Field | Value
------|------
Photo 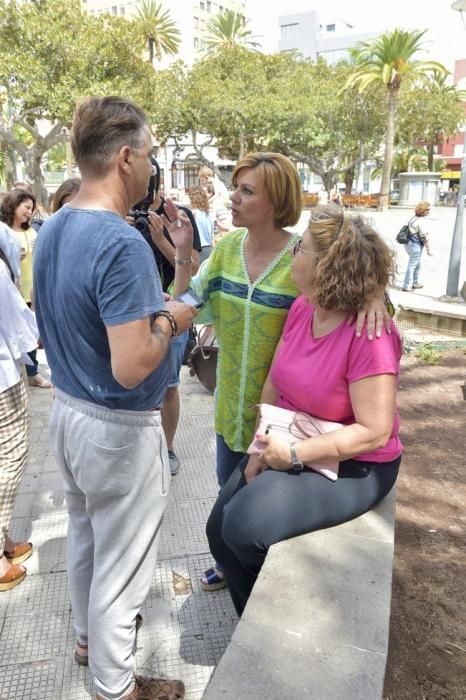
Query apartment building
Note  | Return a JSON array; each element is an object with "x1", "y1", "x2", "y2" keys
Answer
[
  {"x1": 278, "y1": 10, "x2": 377, "y2": 64},
  {"x1": 82, "y1": 0, "x2": 246, "y2": 67}
]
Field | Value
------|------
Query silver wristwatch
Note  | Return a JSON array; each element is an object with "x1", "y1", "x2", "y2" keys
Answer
[{"x1": 290, "y1": 442, "x2": 304, "y2": 472}]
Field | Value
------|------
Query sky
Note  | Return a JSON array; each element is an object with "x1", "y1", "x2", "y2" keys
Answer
[{"x1": 247, "y1": 0, "x2": 466, "y2": 75}]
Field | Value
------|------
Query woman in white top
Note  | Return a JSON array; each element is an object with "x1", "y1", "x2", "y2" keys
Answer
[{"x1": 0, "y1": 249, "x2": 38, "y2": 591}]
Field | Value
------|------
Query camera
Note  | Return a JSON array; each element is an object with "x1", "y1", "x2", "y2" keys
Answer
[{"x1": 128, "y1": 154, "x2": 160, "y2": 239}]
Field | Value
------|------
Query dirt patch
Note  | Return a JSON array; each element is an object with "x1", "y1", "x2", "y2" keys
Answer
[{"x1": 383, "y1": 350, "x2": 466, "y2": 700}]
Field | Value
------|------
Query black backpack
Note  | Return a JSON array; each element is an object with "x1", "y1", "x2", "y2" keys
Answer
[{"x1": 396, "y1": 217, "x2": 415, "y2": 244}]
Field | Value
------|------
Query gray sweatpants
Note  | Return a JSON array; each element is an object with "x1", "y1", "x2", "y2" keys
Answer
[{"x1": 50, "y1": 389, "x2": 170, "y2": 700}]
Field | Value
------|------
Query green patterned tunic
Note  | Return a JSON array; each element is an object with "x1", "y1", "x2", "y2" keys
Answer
[{"x1": 192, "y1": 228, "x2": 299, "y2": 453}]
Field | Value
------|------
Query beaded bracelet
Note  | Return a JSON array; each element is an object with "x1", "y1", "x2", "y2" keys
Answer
[
  {"x1": 174, "y1": 256, "x2": 193, "y2": 266},
  {"x1": 154, "y1": 310, "x2": 178, "y2": 338}
]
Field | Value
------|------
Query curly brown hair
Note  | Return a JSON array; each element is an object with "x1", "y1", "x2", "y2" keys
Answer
[
  {"x1": 0, "y1": 189, "x2": 37, "y2": 227},
  {"x1": 188, "y1": 186, "x2": 210, "y2": 213},
  {"x1": 307, "y1": 204, "x2": 395, "y2": 312}
]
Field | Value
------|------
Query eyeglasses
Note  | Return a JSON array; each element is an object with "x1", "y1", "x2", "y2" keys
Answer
[{"x1": 292, "y1": 239, "x2": 314, "y2": 256}]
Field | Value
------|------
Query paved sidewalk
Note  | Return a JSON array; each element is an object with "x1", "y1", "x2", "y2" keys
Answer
[{"x1": 0, "y1": 356, "x2": 237, "y2": 700}]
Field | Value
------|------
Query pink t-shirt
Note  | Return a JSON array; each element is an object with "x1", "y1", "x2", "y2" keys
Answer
[{"x1": 270, "y1": 295, "x2": 403, "y2": 462}]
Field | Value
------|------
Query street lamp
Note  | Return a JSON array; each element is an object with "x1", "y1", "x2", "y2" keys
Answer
[{"x1": 445, "y1": 0, "x2": 466, "y2": 299}]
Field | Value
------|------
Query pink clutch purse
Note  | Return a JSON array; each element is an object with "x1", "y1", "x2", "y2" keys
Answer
[{"x1": 247, "y1": 403, "x2": 343, "y2": 481}]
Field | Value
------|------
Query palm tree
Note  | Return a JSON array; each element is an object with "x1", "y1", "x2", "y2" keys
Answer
[
  {"x1": 345, "y1": 29, "x2": 447, "y2": 209},
  {"x1": 204, "y1": 9, "x2": 260, "y2": 54},
  {"x1": 135, "y1": 0, "x2": 180, "y2": 65}
]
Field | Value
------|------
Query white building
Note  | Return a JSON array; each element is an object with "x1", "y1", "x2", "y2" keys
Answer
[
  {"x1": 279, "y1": 11, "x2": 377, "y2": 65},
  {"x1": 82, "y1": 0, "x2": 246, "y2": 67}
]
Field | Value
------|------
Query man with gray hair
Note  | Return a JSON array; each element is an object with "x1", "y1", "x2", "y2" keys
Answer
[{"x1": 33, "y1": 96, "x2": 195, "y2": 700}]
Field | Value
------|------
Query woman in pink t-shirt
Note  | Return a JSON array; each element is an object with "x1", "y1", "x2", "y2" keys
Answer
[{"x1": 206, "y1": 204, "x2": 402, "y2": 616}]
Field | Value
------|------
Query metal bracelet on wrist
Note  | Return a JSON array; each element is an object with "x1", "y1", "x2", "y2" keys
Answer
[
  {"x1": 174, "y1": 256, "x2": 193, "y2": 266},
  {"x1": 154, "y1": 310, "x2": 177, "y2": 338}
]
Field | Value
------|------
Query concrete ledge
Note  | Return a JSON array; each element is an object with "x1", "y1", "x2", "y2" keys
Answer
[
  {"x1": 202, "y1": 488, "x2": 396, "y2": 700},
  {"x1": 389, "y1": 290, "x2": 466, "y2": 338}
]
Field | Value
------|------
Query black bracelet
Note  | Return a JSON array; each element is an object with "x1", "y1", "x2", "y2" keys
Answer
[{"x1": 154, "y1": 310, "x2": 177, "y2": 338}]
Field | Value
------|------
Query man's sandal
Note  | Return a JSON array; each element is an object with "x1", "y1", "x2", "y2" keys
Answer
[
  {"x1": 75, "y1": 614, "x2": 143, "y2": 666},
  {"x1": 200, "y1": 567, "x2": 227, "y2": 591}
]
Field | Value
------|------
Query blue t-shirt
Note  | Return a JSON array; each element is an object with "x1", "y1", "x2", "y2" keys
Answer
[{"x1": 33, "y1": 207, "x2": 170, "y2": 410}]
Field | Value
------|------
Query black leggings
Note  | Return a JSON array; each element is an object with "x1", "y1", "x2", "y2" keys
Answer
[{"x1": 206, "y1": 456, "x2": 400, "y2": 616}]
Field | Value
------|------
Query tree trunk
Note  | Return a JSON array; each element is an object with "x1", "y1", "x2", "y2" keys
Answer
[
  {"x1": 344, "y1": 166, "x2": 355, "y2": 195},
  {"x1": 379, "y1": 87, "x2": 399, "y2": 210},
  {"x1": 322, "y1": 174, "x2": 333, "y2": 193},
  {"x1": 427, "y1": 142, "x2": 434, "y2": 171},
  {"x1": 356, "y1": 143, "x2": 365, "y2": 193},
  {"x1": 149, "y1": 38, "x2": 154, "y2": 65},
  {"x1": 23, "y1": 146, "x2": 49, "y2": 208},
  {"x1": 238, "y1": 125, "x2": 245, "y2": 160}
]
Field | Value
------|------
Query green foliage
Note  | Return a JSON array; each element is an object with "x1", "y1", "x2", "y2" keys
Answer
[
  {"x1": 204, "y1": 9, "x2": 260, "y2": 54},
  {"x1": 149, "y1": 48, "x2": 270, "y2": 159},
  {"x1": 0, "y1": 0, "x2": 155, "y2": 122},
  {"x1": 150, "y1": 49, "x2": 388, "y2": 189},
  {"x1": 0, "y1": 0, "x2": 156, "y2": 202},
  {"x1": 45, "y1": 143, "x2": 66, "y2": 172},
  {"x1": 134, "y1": 0, "x2": 181, "y2": 64},
  {"x1": 263, "y1": 56, "x2": 386, "y2": 186},
  {"x1": 415, "y1": 343, "x2": 443, "y2": 365},
  {"x1": 396, "y1": 74, "x2": 465, "y2": 169}
]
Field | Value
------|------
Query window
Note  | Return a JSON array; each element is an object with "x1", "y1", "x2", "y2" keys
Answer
[
  {"x1": 200, "y1": 1, "x2": 205, "y2": 10},
  {"x1": 281, "y1": 22, "x2": 298, "y2": 41},
  {"x1": 112, "y1": 6, "x2": 117, "y2": 15},
  {"x1": 194, "y1": 16, "x2": 199, "y2": 28},
  {"x1": 207, "y1": 0, "x2": 211, "y2": 11},
  {"x1": 194, "y1": 37, "x2": 199, "y2": 49},
  {"x1": 326, "y1": 24, "x2": 336, "y2": 32},
  {"x1": 120, "y1": 5, "x2": 125, "y2": 15},
  {"x1": 454, "y1": 143, "x2": 465, "y2": 157}
]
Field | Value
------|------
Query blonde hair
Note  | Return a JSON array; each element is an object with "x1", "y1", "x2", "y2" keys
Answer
[
  {"x1": 188, "y1": 186, "x2": 209, "y2": 213},
  {"x1": 306, "y1": 204, "x2": 395, "y2": 312},
  {"x1": 415, "y1": 201, "x2": 430, "y2": 217},
  {"x1": 232, "y1": 152, "x2": 302, "y2": 228}
]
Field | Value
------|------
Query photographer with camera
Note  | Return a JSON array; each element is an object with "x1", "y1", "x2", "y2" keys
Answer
[{"x1": 128, "y1": 158, "x2": 202, "y2": 477}]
